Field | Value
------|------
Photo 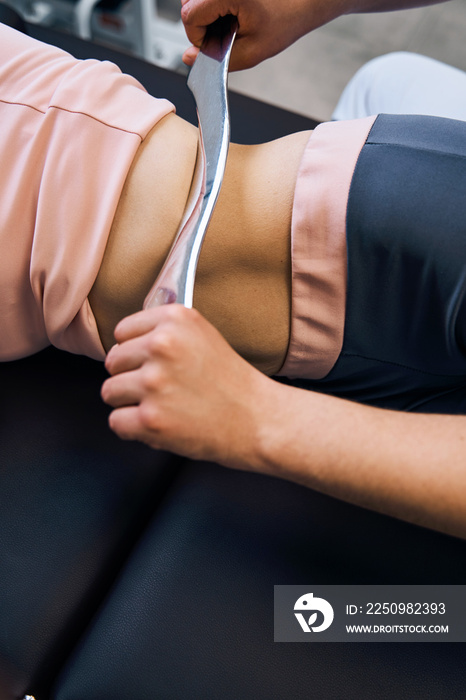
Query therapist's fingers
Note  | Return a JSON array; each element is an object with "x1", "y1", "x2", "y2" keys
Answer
[
  {"x1": 101, "y1": 368, "x2": 144, "y2": 408},
  {"x1": 182, "y1": 45, "x2": 200, "y2": 66},
  {"x1": 105, "y1": 332, "x2": 152, "y2": 376},
  {"x1": 108, "y1": 405, "x2": 172, "y2": 451},
  {"x1": 107, "y1": 406, "x2": 140, "y2": 441},
  {"x1": 181, "y1": 0, "x2": 233, "y2": 48},
  {"x1": 112, "y1": 305, "x2": 175, "y2": 344},
  {"x1": 106, "y1": 311, "x2": 182, "y2": 375},
  {"x1": 107, "y1": 406, "x2": 155, "y2": 445},
  {"x1": 113, "y1": 304, "x2": 196, "y2": 346}
]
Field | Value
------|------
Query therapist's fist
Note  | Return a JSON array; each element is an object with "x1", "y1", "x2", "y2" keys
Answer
[
  {"x1": 181, "y1": 0, "x2": 339, "y2": 71},
  {"x1": 101, "y1": 305, "x2": 268, "y2": 469}
]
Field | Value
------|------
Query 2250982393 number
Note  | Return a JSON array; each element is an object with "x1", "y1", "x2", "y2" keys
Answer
[{"x1": 366, "y1": 602, "x2": 446, "y2": 614}]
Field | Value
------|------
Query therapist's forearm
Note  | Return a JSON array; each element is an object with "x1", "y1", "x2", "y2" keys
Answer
[
  {"x1": 252, "y1": 380, "x2": 466, "y2": 539},
  {"x1": 349, "y1": 0, "x2": 449, "y2": 12},
  {"x1": 103, "y1": 306, "x2": 466, "y2": 540}
]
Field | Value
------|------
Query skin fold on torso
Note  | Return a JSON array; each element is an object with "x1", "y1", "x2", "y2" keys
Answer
[{"x1": 89, "y1": 113, "x2": 311, "y2": 375}]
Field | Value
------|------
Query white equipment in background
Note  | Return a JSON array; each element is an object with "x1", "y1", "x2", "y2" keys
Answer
[{"x1": 8, "y1": 0, "x2": 190, "y2": 70}]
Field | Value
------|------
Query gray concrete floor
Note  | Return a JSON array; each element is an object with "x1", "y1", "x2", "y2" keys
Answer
[{"x1": 228, "y1": 0, "x2": 466, "y2": 122}]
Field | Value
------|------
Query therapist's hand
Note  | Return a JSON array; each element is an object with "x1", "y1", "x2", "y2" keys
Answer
[
  {"x1": 181, "y1": 0, "x2": 450, "y2": 71},
  {"x1": 101, "y1": 305, "x2": 270, "y2": 468},
  {"x1": 181, "y1": 0, "x2": 345, "y2": 71}
]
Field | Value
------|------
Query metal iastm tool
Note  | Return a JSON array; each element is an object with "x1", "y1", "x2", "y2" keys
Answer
[{"x1": 144, "y1": 15, "x2": 238, "y2": 309}]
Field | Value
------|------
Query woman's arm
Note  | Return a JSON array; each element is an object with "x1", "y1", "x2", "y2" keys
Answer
[{"x1": 102, "y1": 305, "x2": 466, "y2": 541}]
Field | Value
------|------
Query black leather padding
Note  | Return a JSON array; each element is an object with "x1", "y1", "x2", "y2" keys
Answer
[
  {"x1": 52, "y1": 463, "x2": 466, "y2": 700},
  {"x1": 0, "y1": 348, "x2": 183, "y2": 699},
  {"x1": 0, "y1": 3, "x2": 27, "y2": 33}
]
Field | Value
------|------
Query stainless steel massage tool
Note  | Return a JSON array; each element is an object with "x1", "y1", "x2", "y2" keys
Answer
[{"x1": 144, "y1": 15, "x2": 238, "y2": 309}]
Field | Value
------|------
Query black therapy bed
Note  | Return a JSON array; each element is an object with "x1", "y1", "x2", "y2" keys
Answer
[{"x1": 1, "y1": 11, "x2": 466, "y2": 699}]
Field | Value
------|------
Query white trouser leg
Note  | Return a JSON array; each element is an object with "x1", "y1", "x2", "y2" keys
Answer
[{"x1": 332, "y1": 51, "x2": 466, "y2": 121}]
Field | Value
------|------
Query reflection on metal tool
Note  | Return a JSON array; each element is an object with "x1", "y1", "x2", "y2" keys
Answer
[{"x1": 144, "y1": 15, "x2": 238, "y2": 308}]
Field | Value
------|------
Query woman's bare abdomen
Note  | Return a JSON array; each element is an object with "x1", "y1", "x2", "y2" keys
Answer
[{"x1": 90, "y1": 115, "x2": 310, "y2": 375}]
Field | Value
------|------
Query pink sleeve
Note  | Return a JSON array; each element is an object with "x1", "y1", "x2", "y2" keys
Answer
[
  {"x1": 0, "y1": 25, "x2": 175, "y2": 361},
  {"x1": 277, "y1": 116, "x2": 377, "y2": 380}
]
